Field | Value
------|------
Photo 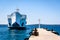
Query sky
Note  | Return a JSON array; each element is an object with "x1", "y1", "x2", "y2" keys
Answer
[{"x1": 0, "y1": 0, "x2": 60, "y2": 24}]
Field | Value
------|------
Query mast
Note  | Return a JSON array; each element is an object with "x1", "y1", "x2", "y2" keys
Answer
[{"x1": 16, "y1": 8, "x2": 19, "y2": 12}]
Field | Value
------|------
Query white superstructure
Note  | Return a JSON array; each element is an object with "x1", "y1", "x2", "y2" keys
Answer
[{"x1": 7, "y1": 10, "x2": 27, "y2": 28}]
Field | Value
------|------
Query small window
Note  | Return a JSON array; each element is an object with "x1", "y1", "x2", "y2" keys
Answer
[{"x1": 21, "y1": 22, "x2": 24, "y2": 26}]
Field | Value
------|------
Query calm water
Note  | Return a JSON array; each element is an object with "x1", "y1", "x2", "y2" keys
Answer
[
  {"x1": 40, "y1": 24, "x2": 60, "y2": 35},
  {"x1": 0, "y1": 25, "x2": 32, "y2": 40},
  {"x1": 0, "y1": 24, "x2": 60, "y2": 40}
]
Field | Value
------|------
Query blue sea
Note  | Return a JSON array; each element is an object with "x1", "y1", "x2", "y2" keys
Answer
[{"x1": 0, "y1": 24, "x2": 60, "y2": 40}]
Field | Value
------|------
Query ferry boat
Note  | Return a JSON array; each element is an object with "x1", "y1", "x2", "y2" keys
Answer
[{"x1": 7, "y1": 9, "x2": 27, "y2": 30}]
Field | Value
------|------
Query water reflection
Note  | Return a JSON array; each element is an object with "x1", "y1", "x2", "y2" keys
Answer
[{"x1": 0, "y1": 29, "x2": 30, "y2": 40}]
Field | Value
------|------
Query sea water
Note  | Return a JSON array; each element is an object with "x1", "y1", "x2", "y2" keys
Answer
[
  {"x1": 0, "y1": 25, "x2": 32, "y2": 40},
  {"x1": 0, "y1": 24, "x2": 60, "y2": 40},
  {"x1": 40, "y1": 24, "x2": 60, "y2": 35}
]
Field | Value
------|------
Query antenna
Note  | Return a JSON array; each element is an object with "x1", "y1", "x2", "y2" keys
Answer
[{"x1": 16, "y1": 8, "x2": 19, "y2": 12}]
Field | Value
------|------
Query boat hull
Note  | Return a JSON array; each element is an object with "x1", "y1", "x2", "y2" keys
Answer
[{"x1": 8, "y1": 27, "x2": 26, "y2": 30}]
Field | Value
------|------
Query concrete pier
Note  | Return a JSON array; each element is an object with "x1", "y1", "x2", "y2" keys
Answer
[{"x1": 29, "y1": 28, "x2": 60, "y2": 40}]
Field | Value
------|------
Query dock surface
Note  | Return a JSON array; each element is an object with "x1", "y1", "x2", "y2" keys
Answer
[{"x1": 29, "y1": 28, "x2": 60, "y2": 40}]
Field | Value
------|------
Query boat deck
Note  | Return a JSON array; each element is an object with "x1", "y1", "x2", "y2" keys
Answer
[{"x1": 29, "y1": 28, "x2": 60, "y2": 40}]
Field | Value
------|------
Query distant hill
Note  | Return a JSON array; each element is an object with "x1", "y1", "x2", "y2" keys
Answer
[{"x1": 0, "y1": 24, "x2": 8, "y2": 27}]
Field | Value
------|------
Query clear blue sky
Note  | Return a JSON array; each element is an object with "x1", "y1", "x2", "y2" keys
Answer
[{"x1": 0, "y1": 0, "x2": 60, "y2": 24}]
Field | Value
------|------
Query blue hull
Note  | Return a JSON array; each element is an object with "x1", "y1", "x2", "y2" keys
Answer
[{"x1": 8, "y1": 27, "x2": 26, "y2": 30}]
